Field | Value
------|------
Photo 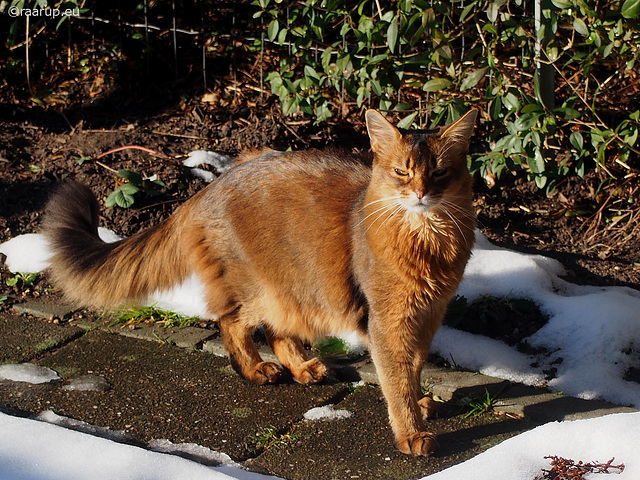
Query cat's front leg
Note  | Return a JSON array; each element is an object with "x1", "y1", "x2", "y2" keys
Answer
[{"x1": 368, "y1": 313, "x2": 438, "y2": 456}]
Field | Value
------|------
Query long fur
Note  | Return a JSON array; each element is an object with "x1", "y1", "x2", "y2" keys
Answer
[{"x1": 43, "y1": 181, "x2": 194, "y2": 308}]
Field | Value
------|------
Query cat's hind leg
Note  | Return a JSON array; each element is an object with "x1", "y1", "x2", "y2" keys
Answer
[
  {"x1": 264, "y1": 329, "x2": 329, "y2": 385},
  {"x1": 219, "y1": 307, "x2": 283, "y2": 385}
]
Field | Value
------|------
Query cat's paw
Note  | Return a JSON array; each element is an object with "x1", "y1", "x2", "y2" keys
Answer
[
  {"x1": 397, "y1": 432, "x2": 438, "y2": 457},
  {"x1": 250, "y1": 361, "x2": 284, "y2": 385},
  {"x1": 292, "y1": 358, "x2": 330, "y2": 385},
  {"x1": 418, "y1": 395, "x2": 439, "y2": 420}
]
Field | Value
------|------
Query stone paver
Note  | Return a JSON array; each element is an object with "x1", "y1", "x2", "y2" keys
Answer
[
  {"x1": 0, "y1": 312, "x2": 82, "y2": 363},
  {"x1": 12, "y1": 301, "x2": 76, "y2": 320}
]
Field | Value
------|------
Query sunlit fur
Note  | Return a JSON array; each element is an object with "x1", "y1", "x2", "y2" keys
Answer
[{"x1": 43, "y1": 109, "x2": 478, "y2": 456}]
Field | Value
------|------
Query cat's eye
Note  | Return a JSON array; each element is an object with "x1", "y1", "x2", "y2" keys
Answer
[
  {"x1": 394, "y1": 168, "x2": 409, "y2": 177},
  {"x1": 432, "y1": 168, "x2": 448, "y2": 178}
]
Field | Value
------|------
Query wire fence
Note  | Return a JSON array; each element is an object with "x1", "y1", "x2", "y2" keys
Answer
[{"x1": 3, "y1": 1, "x2": 254, "y2": 97}]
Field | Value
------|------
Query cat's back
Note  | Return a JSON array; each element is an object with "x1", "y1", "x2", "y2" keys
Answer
[
  {"x1": 225, "y1": 148, "x2": 369, "y2": 193},
  {"x1": 201, "y1": 148, "x2": 370, "y2": 217}
]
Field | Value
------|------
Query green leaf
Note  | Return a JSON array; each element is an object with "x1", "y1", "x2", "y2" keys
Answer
[
  {"x1": 267, "y1": 19, "x2": 279, "y2": 41},
  {"x1": 387, "y1": 17, "x2": 399, "y2": 53},
  {"x1": 460, "y1": 67, "x2": 489, "y2": 91},
  {"x1": 622, "y1": 0, "x2": 640, "y2": 18},
  {"x1": 489, "y1": 97, "x2": 502, "y2": 120},
  {"x1": 312, "y1": 337, "x2": 349, "y2": 358},
  {"x1": 303, "y1": 65, "x2": 320, "y2": 81},
  {"x1": 535, "y1": 175, "x2": 548, "y2": 189},
  {"x1": 119, "y1": 183, "x2": 140, "y2": 196},
  {"x1": 625, "y1": 128, "x2": 639, "y2": 146},
  {"x1": 460, "y1": 3, "x2": 475, "y2": 22},
  {"x1": 379, "y1": 97, "x2": 393, "y2": 112},
  {"x1": 277, "y1": 28, "x2": 287, "y2": 45},
  {"x1": 364, "y1": 54, "x2": 387, "y2": 66},
  {"x1": 587, "y1": 31, "x2": 602, "y2": 47},
  {"x1": 396, "y1": 112, "x2": 418, "y2": 129},
  {"x1": 532, "y1": 150, "x2": 545, "y2": 173},
  {"x1": 569, "y1": 131, "x2": 584, "y2": 151},
  {"x1": 381, "y1": 11, "x2": 395, "y2": 23},
  {"x1": 502, "y1": 92, "x2": 520, "y2": 113},
  {"x1": 573, "y1": 18, "x2": 589, "y2": 35},
  {"x1": 515, "y1": 112, "x2": 542, "y2": 131},
  {"x1": 486, "y1": 1, "x2": 499, "y2": 23},
  {"x1": 423, "y1": 78, "x2": 453, "y2": 92},
  {"x1": 482, "y1": 23, "x2": 499, "y2": 35},
  {"x1": 550, "y1": 0, "x2": 572, "y2": 8},
  {"x1": 315, "y1": 101, "x2": 332, "y2": 124},
  {"x1": 142, "y1": 179, "x2": 165, "y2": 196},
  {"x1": 521, "y1": 103, "x2": 544, "y2": 114},
  {"x1": 106, "y1": 189, "x2": 135, "y2": 209},
  {"x1": 555, "y1": 107, "x2": 581, "y2": 121}
]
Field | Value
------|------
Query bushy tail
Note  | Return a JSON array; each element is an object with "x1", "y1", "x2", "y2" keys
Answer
[{"x1": 42, "y1": 180, "x2": 190, "y2": 309}]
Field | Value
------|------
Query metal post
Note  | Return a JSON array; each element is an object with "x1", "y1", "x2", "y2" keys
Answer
[{"x1": 534, "y1": 0, "x2": 555, "y2": 110}]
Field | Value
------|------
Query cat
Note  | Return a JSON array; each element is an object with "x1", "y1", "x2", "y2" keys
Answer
[{"x1": 43, "y1": 108, "x2": 478, "y2": 456}]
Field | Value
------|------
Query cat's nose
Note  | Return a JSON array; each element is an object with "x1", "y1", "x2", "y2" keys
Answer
[{"x1": 414, "y1": 189, "x2": 425, "y2": 199}]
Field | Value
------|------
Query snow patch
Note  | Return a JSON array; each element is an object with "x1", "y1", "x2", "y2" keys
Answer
[
  {"x1": 304, "y1": 404, "x2": 354, "y2": 421},
  {"x1": 0, "y1": 410, "x2": 281, "y2": 480},
  {"x1": 183, "y1": 151, "x2": 235, "y2": 182},
  {"x1": 426, "y1": 412, "x2": 640, "y2": 480},
  {"x1": 63, "y1": 374, "x2": 110, "y2": 392},
  {"x1": 0, "y1": 363, "x2": 60, "y2": 384},
  {"x1": 0, "y1": 234, "x2": 52, "y2": 273}
]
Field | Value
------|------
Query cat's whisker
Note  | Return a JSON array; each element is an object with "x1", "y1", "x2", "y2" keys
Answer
[
  {"x1": 439, "y1": 204, "x2": 476, "y2": 232},
  {"x1": 362, "y1": 200, "x2": 403, "y2": 234},
  {"x1": 437, "y1": 204, "x2": 474, "y2": 248},
  {"x1": 439, "y1": 198, "x2": 485, "y2": 227},
  {"x1": 365, "y1": 203, "x2": 401, "y2": 234},
  {"x1": 439, "y1": 199, "x2": 476, "y2": 221},
  {"x1": 354, "y1": 200, "x2": 400, "y2": 229},
  {"x1": 355, "y1": 196, "x2": 403, "y2": 229},
  {"x1": 374, "y1": 203, "x2": 405, "y2": 234},
  {"x1": 359, "y1": 195, "x2": 403, "y2": 211}
]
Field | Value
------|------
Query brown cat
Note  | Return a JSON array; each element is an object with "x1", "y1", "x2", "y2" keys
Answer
[{"x1": 43, "y1": 109, "x2": 477, "y2": 456}]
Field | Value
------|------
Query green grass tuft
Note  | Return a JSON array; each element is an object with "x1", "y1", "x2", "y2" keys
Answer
[{"x1": 110, "y1": 305, "x2": 201, "y2": 329}]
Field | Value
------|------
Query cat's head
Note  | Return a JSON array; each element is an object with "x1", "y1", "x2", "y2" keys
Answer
[{"x1": 365, "y1": 109, "x2": 477, "y2": 214}]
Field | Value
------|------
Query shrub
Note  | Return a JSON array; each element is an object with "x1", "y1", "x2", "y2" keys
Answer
[{"x1": 253, "y1": 0, "x2": 640, "y2": 191}]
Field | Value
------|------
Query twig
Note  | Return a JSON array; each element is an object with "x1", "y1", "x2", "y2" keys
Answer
[
  {"x1": 94, "y1": 161, "x2": 119, "y2": 174},
  {"x1": 539, "y1": 455, "x2": 624, "y2": 479},
  {"x1": 151, "y1": 131, "x2": 207, "y2": 140},
  {"x1": 95, "y1": 145, "x2": 170, "y2": 160}
]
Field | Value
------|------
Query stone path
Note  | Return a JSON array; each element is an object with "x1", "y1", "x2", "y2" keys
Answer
[{"x1": 0, "y1": 301, "x2": 635, "y2": 479}]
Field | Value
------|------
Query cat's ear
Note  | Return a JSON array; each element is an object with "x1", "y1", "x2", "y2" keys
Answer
[
  {"x1": 365, "y1": 110, "x2": 402, "y2": 154},
  {"x1": 436, "y1": 109, "x2": 478, "y2": 156}
]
